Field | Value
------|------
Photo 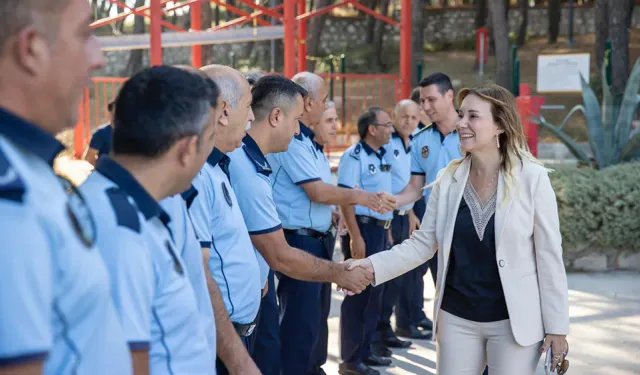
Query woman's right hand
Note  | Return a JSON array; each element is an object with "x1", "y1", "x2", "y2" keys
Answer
[{"x1": 345, "y1": 258, "x2": 374, "y2": 275}]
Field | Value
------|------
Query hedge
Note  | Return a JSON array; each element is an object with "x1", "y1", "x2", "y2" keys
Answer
[{"x1": 549, "y1": 162, "x2": 640, "y2": 256}]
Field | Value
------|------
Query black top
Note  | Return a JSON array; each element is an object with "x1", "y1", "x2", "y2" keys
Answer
[{"x1": 440, "y1": 196, "x2": 509, "y2": 323}]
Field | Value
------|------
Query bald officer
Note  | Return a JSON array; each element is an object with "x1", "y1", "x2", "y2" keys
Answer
[
  {"x1": 228, "y1": 75, "x2": 374, "y2": 375},
  {"x1": 268, "y1": 72, "x2": 395, "y2": 375},
  {"x1": 80, "y1": 66, "x2": 219, "y2": 374},
  {"x1": 0, "y1": 0, "x2": 135, "y2": 373},
  {"x1": 187, "y1": 64, "x2": 262, "y2": 375}
]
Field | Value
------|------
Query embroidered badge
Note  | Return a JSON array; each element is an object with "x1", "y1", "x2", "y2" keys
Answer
[
  {"x1": 421, "y1": 145, "x2": 430, "y2": 158},
  {"x1": 222, "y1": 182, "x2": 233, "y2": 207},
  {"x1": 369, "y1": 164, "x2": 377, "y2": 175},
  {"x1": 393, "y1": 149, "x2": 399, "y2": 157}
]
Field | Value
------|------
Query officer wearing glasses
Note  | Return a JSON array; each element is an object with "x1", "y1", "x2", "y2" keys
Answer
[
  {"x1": 0, "y1": 0, "x2": 133, "y2": 373},
  {"x1": 337, "y1": 107, "x2": 395, "y2": 375},
  {"x1": 80, "y1": 66, "x2": 221, "y2": 374}
]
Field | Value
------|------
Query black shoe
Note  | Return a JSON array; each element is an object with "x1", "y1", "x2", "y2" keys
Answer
[
  {"x1": 383, "y1": 335, "x2": 412, "y2": 348},
  {"x1": 363, "y1": 354, "x2": 392, "y2": 367},
  {"x1": 396, "y1": 325, "x2": 432, "y2": 340},
  {"x1": 417, "y1": 318, "x2": 434, "y2": 330},
  {"x1": 371, "y1": 343, "x2": 392, "y2": 357},
  {"x1": 338, "y1": 362, "x2": 380, "y2": 375}
]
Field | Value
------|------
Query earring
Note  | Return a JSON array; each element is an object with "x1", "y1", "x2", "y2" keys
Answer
[{"x1": 496, "y1": 134, "x2": 500, "y2": 149}]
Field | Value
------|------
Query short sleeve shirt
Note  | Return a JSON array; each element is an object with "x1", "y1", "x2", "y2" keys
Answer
[
  {"x1": 227, "y1": 134, "x2": 279, "y2": 285},
  {"x1": 411, "y1": 124, "x2": 462, "y2": 202},
  {"x1": 267, "y1": 122, "x2": 333, "y2": 233},
  {"x1": 0, "y1": 108, "x2": 131, "y2": 374},
  {"x1": 81, "y1": 157, "x2": 214, "y2": 375},
  {"x1": 188, "y1": 148, "x2": 263, "y2": 324},
  {"x1": 337, "y1": 140, "x2": 393, "y2": 220},
  {"x1": 385, "y1": 132, "x2": 414, "y2": 211},
  {"x1": 89, "y1": 123, "x2": 112, "y2": 157}
]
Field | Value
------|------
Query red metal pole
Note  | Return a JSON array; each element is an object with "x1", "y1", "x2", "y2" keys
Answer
[
  {"x1": 150, "y1": 0, "x2": 163, "y2": 66},
  {"x1": 399, "y1": 0, "x2": 411, "y2": 99},
  {"x1": 284, "y1": 0, "x2": 296, "y2": 77},
  {"x1": 297, "y1": 0, "x2": 307, "y2": 73},
  {"x1": 191, "y1": 1, "x2": 202, "y2": 68}
]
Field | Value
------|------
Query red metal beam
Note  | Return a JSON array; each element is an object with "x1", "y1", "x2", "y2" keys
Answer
[
  {"x1": 163, "y1": 0, "x2": 202, "y2": 13},
  {"x1": 150, "y1": 0, "x2": 163, "y2": 65},
  {"x1": 209, "y1": 4, "x2": 283, "y2": 31},
  {"x1": 296, "y1": 0, "x2": 351, "y2": 21},
  {"x1": 191, "y1": 2, "x2": 202, "y2": 67},
  {"x1": 399, "y1": 0, "x2": 411, "y2": 99},
  {"x1": 349, "y1": 0, "x2": 398, "y2": 26},
  {"x1": 283, "y1": 0, "x2": 296, "y2": 77},
  {"x1": 235, "y1": 0, "x2": 283, "y2": 20},
  {"x1": 297, "y1": 0, "x2": 307, "y2": 72},
  {"x1": 96, "y1": 0, "x2": 185, "y2": 32},
  {"x1": 210, "y1": 0, "x2": 272, "y2": 26},
  {"x1": 90, "y1": 0, "x2": 173, "y2": 29}
]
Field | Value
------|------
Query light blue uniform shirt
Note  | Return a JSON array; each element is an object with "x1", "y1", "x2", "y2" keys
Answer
[
  {"x1": 267, "y1": 122, "x2": 333, "y2": 233},
  {"x1": 0, "y1": 108, "x2": 132, "y2": 374},
  {"x1": 385, "y1": 132, "x2": 414, "y2": 212},
  {"x1": 337, "y1": 140, "x2": 393, "y2": 220},
  {"x1": 81, "y1": 157, "x2": 214, "y2": 375},
  {"x1": 410, "y1": 124, "x2": 462, "y2": 202},
  {"x1": 160, "y1": 191, "x2": 216, "y2": 363},
  {"x1": 189, "y1": 148, "x2": 262, "y2": 324},
  {"x1": 227, "y1": 134, "x2": 280, "y2": 286}
]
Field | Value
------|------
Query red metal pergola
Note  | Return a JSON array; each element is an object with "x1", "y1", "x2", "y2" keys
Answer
[{"x1": 90, "y1": 0, "x2": 412, "y2": 98}]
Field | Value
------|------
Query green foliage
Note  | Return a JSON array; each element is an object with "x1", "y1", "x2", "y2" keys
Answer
[
  {"x1": 534, "y1": 58, "x2": 640, "y2": 169},
  {"x1": 549, "y1": 162, "x2": 640, "y2": 253}
]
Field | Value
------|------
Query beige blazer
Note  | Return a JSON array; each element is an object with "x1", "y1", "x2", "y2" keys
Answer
[{"x1": 369, "y1": 157, "x2": 570, "y2": 346}]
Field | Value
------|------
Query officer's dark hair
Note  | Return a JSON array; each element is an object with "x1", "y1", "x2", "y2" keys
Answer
[
  {"x1": 357, "y1": 106, "x2": 385, "y2": 139},
  {"x1": 251, "y1": 74, "x2": 308, "y2": 122},
  {"x1": 419, "y1": 72, "x2": 454, "y2": 96},
  {"x1": 112, "y1": 65, "x2": 220, "y2": 158},
  {"x1": 410, "y1": 87, "x2": 421, "y2": 104}
]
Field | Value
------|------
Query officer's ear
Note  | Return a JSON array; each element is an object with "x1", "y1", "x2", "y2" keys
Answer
[
  {"x1": 269, "y1": 107, "x2": 283, "y2": 128},
  {"x1": 218, "y1": 100, "x2": 230, "y2": 127},
  {"x1": 303, "y1": 95, "x2": 314, "y2": 113},
  {"x1": 174, "y1": 135, "x2": 199, "y2": 167}
]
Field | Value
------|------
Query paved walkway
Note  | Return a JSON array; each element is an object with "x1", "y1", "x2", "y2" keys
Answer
[{"x1": 320, "y1": 270, "x2": 640, "y2": 375}]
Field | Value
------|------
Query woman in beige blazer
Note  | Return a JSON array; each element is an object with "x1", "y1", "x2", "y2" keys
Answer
[{"x1": 347, "y1": 84, "x2": 570, "y2": 375}]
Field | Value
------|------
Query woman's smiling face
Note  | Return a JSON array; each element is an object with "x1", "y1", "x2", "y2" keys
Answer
[{"x1": 457, "y1": 93, "x2": 501, "y2": 153}]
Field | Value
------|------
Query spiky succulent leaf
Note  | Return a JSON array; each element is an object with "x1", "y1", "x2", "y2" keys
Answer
[
  {"x1": 613, "y1": 58, "x2": 640, "y2": 161},
  {"x1": 621, "y1": 128, "x2": 640, "y2": 161},
  {"x1": 580, "y1": 74, "x2": 607, "y2": 167},
  {"x1": 532, "y1": 114, "x2": 592, "y2": 164}
]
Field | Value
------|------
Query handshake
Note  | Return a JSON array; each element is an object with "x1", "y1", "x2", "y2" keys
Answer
[
  {"x1": 334, "y1": 258, "x2": 376, "y2": 295},
  {"x1": 358, "y1": 190, "x2": 397, "y2": 214}
]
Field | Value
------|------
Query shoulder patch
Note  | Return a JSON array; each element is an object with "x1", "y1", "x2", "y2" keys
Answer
[
  {"x1": 106, "y1": 187, "x2": 141, "y2": 233},
  {"x1": 0, "y1": 148, "x2": 25, "y2": 203},
  {"x1": 412, "y1": 123, "x2": 433, "y2": 138},
  {"x1": 349, "y1": 144, "x2": 361, "y2": 160},
  {"x1": 242, "y1": 145, "x2": 272, "y2": 176}
]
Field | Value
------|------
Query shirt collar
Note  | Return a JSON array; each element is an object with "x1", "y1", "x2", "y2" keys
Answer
[
  {"x1": 181, "y1": 185, "x2": 199, "y2": 209},
  {"x1": 95, "y1": 156, "x2": 170, "y2": 225},
  {"x1": 207, "y1": 147, "x2": 231, "y2": 180},
  {"x1": 294, "y1": 120, "x2": 314, "y2": 141},
  {"x1": 242, "y1": 133, "x2": 272, "y2": 176},
  {"x1": 0, "y1": 107, "x2": 65, "y2": 166},
  {"x1": 392, "y1": 132, "x2": 411, "y2": 153},
  {"x1": 417, "y1": 121, "x2": 428, "y2": 130},
  {"x1": 359, "y1": 140, "x2": 386, "y2": 160}
]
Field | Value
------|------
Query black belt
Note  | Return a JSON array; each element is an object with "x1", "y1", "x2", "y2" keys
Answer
[
  {"x1": 233, "y1": 321, "x2": 257, "y2": 337},
  {"x1": 356, "y1": 215, "x2": 392, "y2": 229},
  {"x1": 394, "y1": 209, "x2": 410, "y2": 216},
  {"x1": 283, "y1": 228, "x2": 327, "y2": 239}
]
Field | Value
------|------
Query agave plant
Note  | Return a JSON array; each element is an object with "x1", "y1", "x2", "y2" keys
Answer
[{"x1": 534, "y1": 58, "x2": 640, "y2": 169}]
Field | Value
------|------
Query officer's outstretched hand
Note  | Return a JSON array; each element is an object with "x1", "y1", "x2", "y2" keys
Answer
[
  {"x1": 336, "y1": 259, "x2": 374, "y2": 295},
  {"x1": 337, "y1": 258, "x2": 376, "y2": 296}
]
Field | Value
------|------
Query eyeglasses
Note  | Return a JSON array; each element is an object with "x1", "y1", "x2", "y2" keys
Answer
[
  {"x1": 372, "y1": 122, "x2": 393, "y2": 128},
  {"x1": 57, "y1": 175, "x2": 97, "y2": 249},
  {"x1": 380, "y1": 164, "x2": 392, "y2": 172}
]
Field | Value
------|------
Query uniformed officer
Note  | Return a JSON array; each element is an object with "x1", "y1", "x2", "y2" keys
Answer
[
  {"x1": 268, "y1": 73, "x2": 395, "y2": 375},
  {"x1": 0, "y1": 0, "x2": 133, "y2": 373},
  {"x1": 393, "y1": 73, "x2": 463, "y2": 339},
  {"x1": 228, "y1": 75, "x2": 374, "y2": 375},
  {"x1": 83, "y1": 101, "x2": 113, "y2": 166},
  {"x1": 80, "y1": 66, "x2": 219, "y2": 374},
  {"x1": 376, "y1": 99, "x2": 428, "y2": 351},
  {"x1": 337, "y1": 107, "x2": 396, "y2": 375},
  {"x1": 187, "y1": 64, "x2": 262, "y2": 375}
]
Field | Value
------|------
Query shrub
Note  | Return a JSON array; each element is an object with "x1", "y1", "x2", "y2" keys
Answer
[{"x1": 549, "y1": 162, "x2": 640, "y2": 258}]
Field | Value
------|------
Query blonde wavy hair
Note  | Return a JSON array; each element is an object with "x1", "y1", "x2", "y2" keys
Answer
[{"x1": 433, "y1": 84, "x2": 546, "y2": 199}]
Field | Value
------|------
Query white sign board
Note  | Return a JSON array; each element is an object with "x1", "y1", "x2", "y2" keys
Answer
[{"x1": 536, "y1": 53, "x2": 590, "y2": 93}]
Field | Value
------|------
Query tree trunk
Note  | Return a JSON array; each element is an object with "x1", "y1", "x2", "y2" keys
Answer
[
  {"x1": 609, "y1": 0, "x2": 632, "y2": 95},
  {"x1": 372, "y1": 0, "x2": 390, "y2": 70},
  {"x1": 307, "y1": 0, "x2": 331, "y2": 71},
  {"x1": 489, "y1": 0, "x2": 511, "y2": 88},
  {"x1": 475, "y1": 0, "x2": 488, "y2": 28},
  {"x1": 364, "y1": 0, "x2": 378, "y2": 45},
  {"x1": 548, "y1": 0, "x2": 561, "y2": 44},
  {"x1": 411, "y1": 0, "x2": 426, "y2": 86},
  {"x1": 123, "y1": 0, "x2": 146, "y2": 76},
  {"x1": 201, "y1": 3, "x2": 215, "y2": 65},
  {"x1": 595, "y1": 0, "x2": 609, "y2": 72},
  {"x1": 516, "y1": 0, "x2": 528, "y2": 46}
]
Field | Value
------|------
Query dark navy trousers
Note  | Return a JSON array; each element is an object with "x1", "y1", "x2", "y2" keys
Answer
[
  {"x1": 253, "y1": 269, "x2": 281, "y2": 375},
  {"x1": 395, "y1": 198, "x2": 438, "y2": 329},
  {"x1": 277, "y1": 232, "x2": 334, "y2": 375},
  {"x1": 378, "y1": 213, "x2": 414, "y2": 338},
  {"x1": 340, "y1": 221, "x2": 388, "y2": 366},
  {"x1": 216, "y1": 330, "x2": 257, "y2": 375}
]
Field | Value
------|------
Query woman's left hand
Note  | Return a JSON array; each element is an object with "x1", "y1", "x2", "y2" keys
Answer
[{"x1": 541, "y1": 334, "x2": 568, "y2": 372}]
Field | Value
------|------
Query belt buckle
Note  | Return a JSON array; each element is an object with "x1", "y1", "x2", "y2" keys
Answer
[
  {"x1": 245, "y1": 323, "x2": 256, "y2": 337},
  {"x1": 383, "y1": 219, "x2": 391, "y2": 229}
]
